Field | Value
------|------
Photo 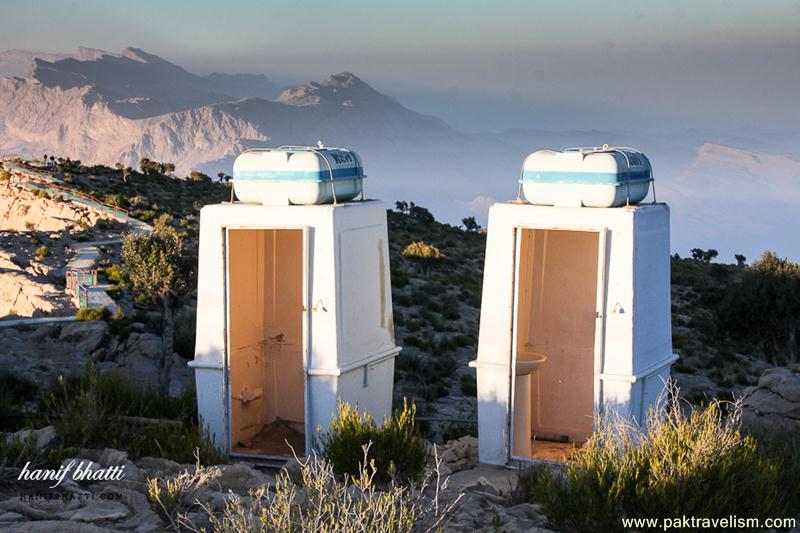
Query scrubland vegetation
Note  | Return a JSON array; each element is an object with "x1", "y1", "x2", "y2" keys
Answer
[
  {"x1": 0, "y1": 367, "x2": 223, "y2": 469},
  {"x1": 516, "y1": 388, "x2": 800, "y2": 531}
]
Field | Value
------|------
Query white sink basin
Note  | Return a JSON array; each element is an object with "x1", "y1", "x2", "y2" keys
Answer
[{"x1": 515, "y1": 352, "x2": 548, "y2": 376}]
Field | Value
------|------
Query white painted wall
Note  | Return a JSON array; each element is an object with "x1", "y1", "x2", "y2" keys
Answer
[
  {"x1": 190, "y1": 200, "x2": 399, "y2": 456},
  {"x1": 471, "y1": 202, "x2": 676, "y2": 465}
]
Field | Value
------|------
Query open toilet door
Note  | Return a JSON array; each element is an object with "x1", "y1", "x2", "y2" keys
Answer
[
  {"x1": 509, "y1": 226, "x2": 607, "y2": 459},
  {"x1": 225, "y1": 227, "x2": 310, "y2": 459}
]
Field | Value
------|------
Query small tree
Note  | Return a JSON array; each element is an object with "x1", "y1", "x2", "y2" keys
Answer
[
  {"x1": 691, "y1": 248, "x2": 718, "y2": 263},
  {"x1": 122, "y1": 218, "x2": 187, "y2": 393},
  {"x1": 735, "y1": 254, "x2": 747, "y2": 267},
  {"x1": 461, "y1": 216, "x2": 480, "y2": 232},
  {"x1": 139, "y1": 157, "x2": 153, "y2": 175},
  {"x1": 395, "y1": 200, "x2": 409, "y2": 214},
  {"x1": 408, "y1": 203, "x2": 435, "y2": 224},
  {"x1": 189, "y1": 171, "x2": 211, "y2": 183}
]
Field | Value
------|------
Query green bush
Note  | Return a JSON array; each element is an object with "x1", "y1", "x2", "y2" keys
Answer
[
  {"x1": 440, "y1": 300, "x2": 461, "y2": 320},
  {"x1": 76, "y1": 307, "x2": 109, "y2": 321},
  {"x1": 319, "y1": 399, "x2": 427, "y2": 484},
  {"x1": 419, "y1": 382, "x2": 449, "y2": 402},
  {"x1": 0, "y1": 431, "x2": 40, "y2": 468},
  {"x1": 517, "y1": 389, "x2": 795, "y2": 531},
  {"x1": 0, "y1": 372, "x2": 38, "y2": 430},
  {"x1": 717, "y1": 251, "x2": 800, "y2": 364},
  {"x1": 108, "y1": 307, "x2": 134, "y2": 339}
]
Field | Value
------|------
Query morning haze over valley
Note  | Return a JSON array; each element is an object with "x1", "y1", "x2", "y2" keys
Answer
[{"x1": 1, "y1": 10, "x2": 798, "y2": 262}]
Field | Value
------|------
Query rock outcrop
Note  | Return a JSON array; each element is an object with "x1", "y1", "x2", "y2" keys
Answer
[
  {"x1": 0, "y1": 320, "x2": 194, "y2": 395},
  {"x1": 0, "y1": 181, "x2": 101, "y2": 233},
  {"x1": 741, "y1": 364, "x2": 800, "y2": 436},
  {"x1": 0, "y1": 248, "x2": 64, "y2": 317}
]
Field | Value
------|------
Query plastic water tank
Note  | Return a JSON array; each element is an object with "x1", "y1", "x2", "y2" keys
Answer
[
  {"x1": 233, "y1": 146, "x2": 365, "y2": 206},
  {"x1": 520, "y1": 146, "x2": 652, "y2": 207}
]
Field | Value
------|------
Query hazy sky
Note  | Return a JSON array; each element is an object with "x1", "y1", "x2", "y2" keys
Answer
[{"x1": 2, "y1": 0, "x2": 798, "y2": 132}]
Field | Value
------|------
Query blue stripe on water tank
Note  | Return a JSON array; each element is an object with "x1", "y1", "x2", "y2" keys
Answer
[
  {"x1": 521, "y1": 170, "x2": 650, "y2": 184},
  {"x1": 233, "y1": 168, "x2": 363, "y2": 181}
]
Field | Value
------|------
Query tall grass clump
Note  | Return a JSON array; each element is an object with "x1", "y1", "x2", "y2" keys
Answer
[
  {"x1": 319, "y1": 399, "x2": 427, "y2": 484},
  {"x1": 41, "y1": 366, "x2": 224, "y2": 465},
  {"x1": 517, "y1": 386, "x2": 796, "y2": 531}
]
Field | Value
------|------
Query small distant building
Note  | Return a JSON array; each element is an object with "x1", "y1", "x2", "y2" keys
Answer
[
  {"x1": 471, "y1": 147, "x2": 676, "y2": 464},
  {"x1": 191, "y1": 147, "x2": 399, "y2": 459}
]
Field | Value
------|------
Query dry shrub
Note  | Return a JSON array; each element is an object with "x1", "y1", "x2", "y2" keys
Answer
[
  {"x1": 147, "y1": 450, "x2": 223, "y2": 529},
  {"x1": 182, "y1": 445, "x2": 460, "y2": 533}
]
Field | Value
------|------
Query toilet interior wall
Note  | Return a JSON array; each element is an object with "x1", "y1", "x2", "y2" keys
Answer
[
  {"x1": 227, "y1": 228, "x2": 306, "y2": 456},
  {"x1": 514, "y1": 228, "x2": 599, "y2": 445}
]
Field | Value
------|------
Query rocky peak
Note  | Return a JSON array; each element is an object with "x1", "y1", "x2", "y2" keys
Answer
[
  {"x1": 319, "y1": 72, "x2": 365, "y2": 89},
  {"x1": 277, "y1": 72, "x2": 394, "y2": 109},
  {"x1": 74, "y1": 46, "x2": 114, "y2": 62}
]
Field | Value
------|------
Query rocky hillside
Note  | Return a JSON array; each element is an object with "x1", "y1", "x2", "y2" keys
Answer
[
  {"x1": 1, "y1": 158, "x2": 793, "y2": 433},
  {"x1": 0, "y1": 170, "x2": 127, "y2": 317}
]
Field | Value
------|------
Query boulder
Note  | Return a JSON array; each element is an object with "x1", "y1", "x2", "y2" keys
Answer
[
  {"x1": 60, "y1": 500, "x2": 130, "y2": 522},
  {"x1": 0, "y1": 520, "x2": 113, "y2": 532},
  {"x1": 438, "y1": 435, "x2": 478, "y2": 472},
  {"x1": 0, "y1": 512, "x2": 23, "y2": 523},
  {"x1": 59, "y1": 320, "x2": 108, "y2": 354},
  {"x1": 136, "y1": 457, "x2": 184, "y2": 479},
  {"x1": 97, "y1": 448, "x2": 128, "y2": 468},
  {"x1": 98, "y1": 486, "x2": 163, "y2": 532},
  {"x1": 30, "y1": 323, "x2": 60, "y2": 340},
  {"x1": 124, "y1": 332, "x2": 162, "y2": 360},
  {"x1": 216, "y1": 462, "x2": 274, "y2": 496},
  {"x1": 742, "y1": 365, "x2": 800, "y2": 436},
  {"x1": 11, "y1": 425, "x2": 56, "y2": 452},
  {"x1": 0, "y1": 269, "x2": 61, "y2": 317},
  {"x1": 447, "y1": 435, "x2": 478, "y2": 462}
]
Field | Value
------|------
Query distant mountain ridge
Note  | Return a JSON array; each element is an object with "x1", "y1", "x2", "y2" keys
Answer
[
  {"x1": 0, "y1": 47, "x2": 466, "y2": 183},
  {"x1": 28, "y1": 46, "x2": 278, "y2": 118},
  {"x1": 1, "y1": 46, "x2": 798, "y2": 260}
]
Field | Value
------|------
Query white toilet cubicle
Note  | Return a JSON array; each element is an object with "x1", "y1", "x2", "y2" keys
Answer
[
  {"x1": 190, "y1": 146, "x2": 400, "y2": 460},
  {"x1": 470, "y1": 201, "x2": 676, "y2": 465}
]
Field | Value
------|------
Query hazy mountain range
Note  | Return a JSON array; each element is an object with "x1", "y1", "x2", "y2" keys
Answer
[{"x1": 0, "y1": 47, "x2": 797, "y2": 261}]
